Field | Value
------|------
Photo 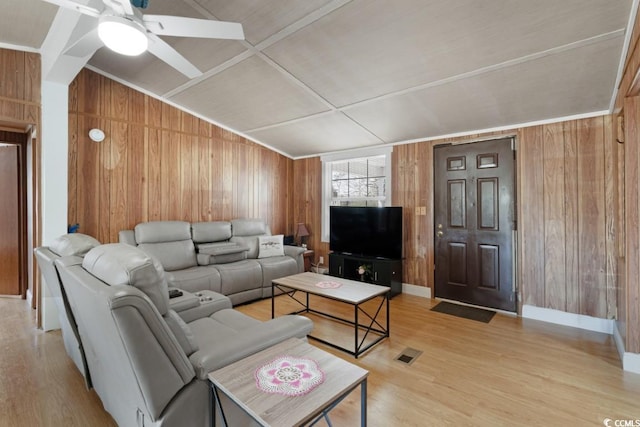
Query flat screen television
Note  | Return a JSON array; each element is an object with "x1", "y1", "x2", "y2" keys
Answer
[{"x1": 330, "y1": 206, "x2": 403, "y2": 259}]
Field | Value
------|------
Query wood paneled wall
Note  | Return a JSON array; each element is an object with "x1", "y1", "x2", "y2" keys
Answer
[
  {"x1": 68, "y1": 69, "x2": 294, "y2": 243},
  {"x1": 614, "y1": 8, "x2": 640, "y2": 354},
  {"x1": 0, "y1": 48, "x2": 40, "y2": 126},
  {"x1": 0, "y1": 48, "x2": 41, "y2": 310},
  {"x1": 623, "y1": 97, "x2": 640, "y2": 353},
  {"x1": 519, "y1": 117, "x2": 619, "y2": 319},
  {"x1": 292, "y1": 117, "x2": 619, "y2": 319}
]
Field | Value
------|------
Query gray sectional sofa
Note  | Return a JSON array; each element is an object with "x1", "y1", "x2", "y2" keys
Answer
[
  {"x1": 50, "y1": 241, "x2": 312, "y2": 426},
  {"x1": 119, "y1": 218, "x2": 304, "y2": 305},
  {"x1": 34, "y1": 233, "x2": 102, "y2": 387}
]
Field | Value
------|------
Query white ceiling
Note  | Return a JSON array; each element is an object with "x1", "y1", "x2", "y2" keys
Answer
[{"x1": 0, "y1": 0, "x2": 635, "y2": 158}]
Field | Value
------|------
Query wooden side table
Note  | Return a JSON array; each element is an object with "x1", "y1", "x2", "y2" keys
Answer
[
  {"x1": 303, "y1": 249, "x2": 314, "y2": 272},
  {"x1": 208, "y1": 337, "x2": 368, "y2": 426}
]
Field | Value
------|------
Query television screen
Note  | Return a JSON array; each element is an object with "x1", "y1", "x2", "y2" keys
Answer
[{"x1": 329, "y1": 206, "x2": 402, "y2": 259}]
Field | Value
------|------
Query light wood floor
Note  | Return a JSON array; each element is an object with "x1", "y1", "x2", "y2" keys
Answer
[{"x1": 2, "y1": 294, "x2": 639, "y2": 426}]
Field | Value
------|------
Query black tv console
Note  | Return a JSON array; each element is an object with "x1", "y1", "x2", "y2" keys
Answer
[{"x1": 328, "y1": 252, "x2": 402, "y2": 297}]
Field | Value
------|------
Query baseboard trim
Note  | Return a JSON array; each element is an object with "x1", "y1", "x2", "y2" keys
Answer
[
  {"x1": 613, "y1": 322, "x2": 640, "y2": 374},
  {"x1": 613, "y1": 322, "x2": 626, "y2": 362},
  {"x1": 521, "y1": 305, "x2": 614, "y2": 335},
  {"x1": 402, "y1": 283, "x2": 431, "y2": 298},
  {"x1": 622, "y1": 352, "x2": 640, "y2": 374}
]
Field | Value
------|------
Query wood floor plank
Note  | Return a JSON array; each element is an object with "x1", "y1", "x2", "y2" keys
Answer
[{"x1": 2, "y1": 294, "x2": 639, "y2": 426}]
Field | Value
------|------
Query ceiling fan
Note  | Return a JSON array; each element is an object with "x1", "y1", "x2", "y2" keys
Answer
[{"x1": 42, "y1": 0, "x2": 245, "y2": 78}]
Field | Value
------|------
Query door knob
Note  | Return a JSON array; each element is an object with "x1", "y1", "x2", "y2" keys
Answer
[{"x1": 437, "y1": 231, "x2": 443, "y2": 237}]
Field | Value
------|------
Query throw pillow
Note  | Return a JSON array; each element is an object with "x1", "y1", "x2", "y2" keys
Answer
[{"x1": 258, "y1": 235, "x2": 284, "y2": 258}]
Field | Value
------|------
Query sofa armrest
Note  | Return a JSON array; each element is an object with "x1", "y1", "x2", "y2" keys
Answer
[
  {"x1": 177, "y1": 291, "x2": 232, "y2": 323},
  {"x1": 168, "y1": 288, "x2": 201, "y2": 312},
  {"x1": 196, "y1": 253, "x2": 210, "y2": 266},
  {"x1": 197, "y1": 242, "x2": 249, "y2": 265},
  {"x1": 284, "y1": 245, "x2": 305, "y2": 257},
  {"x1": 284, "y1": 245, "x2": 305, "y2": 272}
]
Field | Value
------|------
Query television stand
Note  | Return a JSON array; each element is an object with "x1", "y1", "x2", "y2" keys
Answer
[{"x1": 328, "y1": 253, "x2": 402, "y2": 297}]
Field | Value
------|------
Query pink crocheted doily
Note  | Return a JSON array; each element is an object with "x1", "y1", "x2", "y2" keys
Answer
[
  {"x1": 255, "y1": 356, "x2": 325, "y2": 396},
  {"x1": 315, "y1": 281, "x2": 342, "y2": 289}
]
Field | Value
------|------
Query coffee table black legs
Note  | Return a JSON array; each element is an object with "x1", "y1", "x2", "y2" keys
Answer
[{"x1": 272, "y1": 282, "x2": 389, "y2": 358}]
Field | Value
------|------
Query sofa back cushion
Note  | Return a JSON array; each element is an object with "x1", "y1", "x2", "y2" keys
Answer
[
  {"x1": 230, "y1": 219, "x2": 271, "y2": 259},
  {"x1": 134, "y1": 221, "x2": 197, "y2": 271},
  {"x1": 138, "y1": 241, "x2": 198, "y2": 271},
  {"x1": 231, "y1": 218, "x2": 268, "y2": 236},
  {"x1": 82, "y1": 243, "x2": 170, "y2": 315},
  {"x1": 135, "y1": 221, "x2": 191, "y2": 243},
  {"x1": 191, "y1": 221, "x2": 232, "y2": 243},
  {"x1": 50, "y1": 233, "x2": 101, "y2": 257}
]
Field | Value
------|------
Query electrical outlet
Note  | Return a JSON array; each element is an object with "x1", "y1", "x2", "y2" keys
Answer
[{"x1": 319, "y1": 256, "x2": 324, "y2": 265}]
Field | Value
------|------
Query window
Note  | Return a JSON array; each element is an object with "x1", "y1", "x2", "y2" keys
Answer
[
  {"x1": 330, "y1": 156, "x2": 387, "y2": 206},
  {"x1": 320, "y1": 147, "x2": 392, "y2": 242}
]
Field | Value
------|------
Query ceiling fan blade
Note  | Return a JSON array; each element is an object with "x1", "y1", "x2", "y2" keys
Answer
[
  {"x1": 41, "y1": 0, "x2": 101, "y2": 17},
  {"x1": 102, "y1": 0, "x2": 134, "y2": 16},
  {"x1": 146, "y1": 33, "x2": 202, "y2": 79},
  {"x1": 63, "y1": 28, "x2": 103, "y2": 57},
  {"x1": 142, "y1": 15, "x2": 244, "y2": 40}
]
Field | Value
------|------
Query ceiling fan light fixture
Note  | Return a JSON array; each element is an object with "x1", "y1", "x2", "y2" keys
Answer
[{"x1": 98, "y1": 15, "x2": 148, "y2": 56}]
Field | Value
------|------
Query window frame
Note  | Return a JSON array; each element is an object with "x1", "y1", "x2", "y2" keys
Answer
[{"x1": 320, "y1": 146, "x2": 393, "y2": 243}]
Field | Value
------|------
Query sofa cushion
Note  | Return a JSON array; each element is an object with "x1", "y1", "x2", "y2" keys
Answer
[
  {"x1": 215, "y1": 260, "x2": 262, "y2": 295},
  {"x1": 231, "y1": 218, "x2": 268, "y2": 236},
  {"x1": 50, "y1": 233, "x2": 100, "y2": 257},
  {"x1": 135, "y1": 221, "x2": 191, "y2": 244},
  {"x1": 188, "y1": 312, "x2": 313, "y2": 377},
  {"x1": 191, "y1": 221, "x2": 232, "y2": 243},
  {"x1": 257, "y1": 256, "x2": 299, "y2": 291},
  {"x1": 82, "y1": 243, "x2": 170, "y2": 315},
  {"x1": 164, "y1": 266, "x2": 222, "y2": 294},
  {"x1": 257, "y1": 235, "x2": 284, "y2": 258},
  {"x1": 138, "y1": 240, "x2": 197, "y2": 271}
]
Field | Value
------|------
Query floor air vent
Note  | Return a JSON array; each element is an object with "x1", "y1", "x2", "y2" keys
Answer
[{"x1": 395, "y1": 347, "x2": 422, "y2": 365}]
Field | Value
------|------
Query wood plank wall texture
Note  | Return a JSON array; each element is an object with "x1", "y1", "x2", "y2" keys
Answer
[
  {"x1": 617, "y1": 9, "x2": 640, "y2": 354},
  {"x1": 295, "y1": 119, "x2": 619, "y2": 321},
  {"x1": 0, "y1": 34, "x2": 637, "y2": 352},
  {"x1": 623, "y1": 98, "x2": 640, "y2": 353},
  {"x1": 67, "y1": 69, "x2": 294, "y2": 244},
  {"x1": 0, "y1": 49, "x2": 40, "y2": 126},
  {"x1": 0, "y1": 48, "x2": 41, "y2": 307},
  {"x1": 519, "y1": 118, "x2": 619, "y2": 319}
]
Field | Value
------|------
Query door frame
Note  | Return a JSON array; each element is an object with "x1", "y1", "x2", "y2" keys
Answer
[
  {"x1": 431, "y1": 135, "x2": 519, "y2": 313},
  {"x1": 0, "y1": 124, "x2": 40, "y2": 311},
  {"x1": 0, "y1": 130, "x2": 27, "y2": 297}
]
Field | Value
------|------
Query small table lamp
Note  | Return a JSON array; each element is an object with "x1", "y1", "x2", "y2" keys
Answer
[{"x1": 296, "y1": 223, "x2": 310, "y2": 248}]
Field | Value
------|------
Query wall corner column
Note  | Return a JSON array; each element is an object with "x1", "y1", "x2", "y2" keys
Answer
[{"x1": 39, "y1": 80, "x2": 69, "y2": 331}]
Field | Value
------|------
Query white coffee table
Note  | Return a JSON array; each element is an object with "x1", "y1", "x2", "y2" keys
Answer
[
  {"x1": 271, "y1": 272, "x2": 390, "y2": 358},
  {"x1": 208, "y1": 337, "x2": 368, "y2": 426}
]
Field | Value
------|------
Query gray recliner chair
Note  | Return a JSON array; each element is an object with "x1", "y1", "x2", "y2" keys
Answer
[
  {"x1": 34, "y1": 233, "x2": 101, "y2": 387},
  {"x1": 55, "y1": 243, "x2": 313, "y2": 427}
]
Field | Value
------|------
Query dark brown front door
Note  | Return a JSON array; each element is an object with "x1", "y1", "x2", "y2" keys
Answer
[
  {"x1": 0, "y1": 144, "x2": 21, "y2": 295},
  {"x1": 434, "y1": 138, "x2": 516, "y2": 312}
]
